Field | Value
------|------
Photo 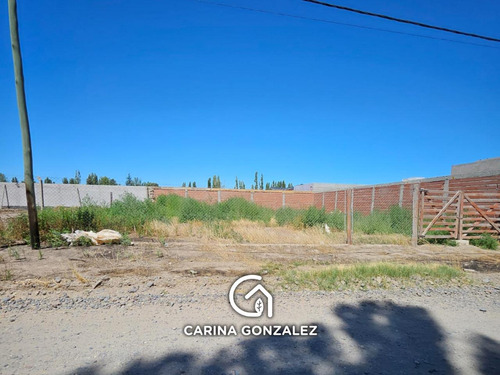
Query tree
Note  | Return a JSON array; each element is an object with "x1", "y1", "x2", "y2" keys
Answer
[
  {"x1": 239, "y1": 181, "x2": 245, "y2": 189},
  {"x1": 235, "y1": 177, "x2": 238, "y2": 189},
  {"x1": 87, "y1": 173, "x2": 98, "y2": 185},
  {"x1": 211, "y1": 175, "x2": 221, "y2": 188},
  {"x1": 193, "y1": 182, "x2": 197, "y2": 188},
  {"x1": 265, "y1": 182, "x2": 270, "y2": 190},
  {"x1": 182, "y1": 182, "x2": 186, "y2": 187},
  {"x1": 126, "y1": 173, "x2": 133, "y2": 186},
  {"x1": 62, "y1": 177, "x2": 69, "y2": 184},
  {"x1": 98, "y1": 176, "x2": 117, "y2": 186},
  {"x1": 287, "y1": 183, "x2": 294, "y2": 190},
  {"x1": 11, "y1": 177, "x2": 19, "y2": 183},
  {"x1": 188, "y1": 182, "x2": 192, "y2": 188},
  {"x1": 254, "y1": 172, "x2": 258, "y2": 190},
  {"x1": 0, "y1": 173, "x2": 6, "y2": 182},
  {"x1": 208, "y1": 178, "x2": 211, "y2": 188},
  {"x1": 143, "y1": 182, "x2": 158, "y2": 187},
  {"x1": 43, "y1": 177, "x2": 53, "y2": 184},
  {"x1": 68, "y1": 170, "x2": 81, "y2": 184},
  {"x1": 260, "y1": 174, "x2": 264, "y2": 190}
]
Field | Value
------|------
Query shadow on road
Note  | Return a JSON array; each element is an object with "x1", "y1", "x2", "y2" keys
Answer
[
  {"x1": 475, "y1": 334, "x2": 500, "y2": 375},
  {"x1": 71, "y1": 300, "x2": 496, "y2": 374}
]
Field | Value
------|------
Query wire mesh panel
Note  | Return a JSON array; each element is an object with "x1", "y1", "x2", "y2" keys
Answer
[
  {"x1": 0, "y1": 182, "x2": 149, "y2": 209},
  {"x1": 3, "y1": 176, "x2": 498, "y2": 248},
  {"x1": 351, "y1": 184, "x2": 415, "y2": 244}
]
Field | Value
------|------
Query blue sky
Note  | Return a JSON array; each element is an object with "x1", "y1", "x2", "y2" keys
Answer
[{"x1": 1, "y1": 0, "x2": 499, "y2": 187}]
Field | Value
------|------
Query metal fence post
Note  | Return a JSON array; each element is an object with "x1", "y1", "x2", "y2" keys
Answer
[
  {"x1": 370, "y1": 186, "x2": 375, "y2": 213},
  {"x1": 399, "y1": 184, "x2": 404, "y2": 207},
  {"x1": 411, "y1": 184, "x2": 419, "y2": 246},
  {"x1": 2, "y1": 185, "x2": 10, "y2": 208},
  {"x1": 346, "y1": 189, "x2": 353, "y2": 245},
  {"x1": 38, "y1": 178, "x2": 44, "y2": 210},
  {"x1": 77, "y1": 187, "x2": 82, "y2": 206}
]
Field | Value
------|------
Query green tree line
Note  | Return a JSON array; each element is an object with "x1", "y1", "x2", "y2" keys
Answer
[
  {"x1": 1, "y1": 171, "x2": 158, "y2": 186},
  {"x1": 201, "y1": 171, "x2": 293, "y2": 190}
]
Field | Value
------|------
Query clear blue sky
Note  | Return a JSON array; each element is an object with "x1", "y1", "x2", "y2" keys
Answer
[{"x1": 1, "y1": 0, "x2": 499, "y2": 187}]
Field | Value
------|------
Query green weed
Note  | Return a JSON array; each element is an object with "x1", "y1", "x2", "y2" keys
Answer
[
  {"x1": 471, "y1": 234, "x2": 498, "y2": 250},
  {"x1": 279, "y1": 263, "x2": 464, "y2": 291},
  {"x1": 73, "y1": 236, "x2": 93, "y2": 247},
  {"x1": 120, "y1": 233, "x2": 132, "y2": 246},
  {"x1": 8, "y1": 248, "x2": 21, "y2": 260}
]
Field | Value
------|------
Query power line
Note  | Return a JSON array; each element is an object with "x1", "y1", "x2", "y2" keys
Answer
[
  {"x1": 304, "y1": 0, "x2": 500, "y2": 43},
  {"x1": 192, "y1": 0, "x2": 499, "y2": 49}
]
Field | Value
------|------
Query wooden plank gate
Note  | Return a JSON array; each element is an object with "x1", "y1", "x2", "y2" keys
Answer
[{"x1": 419, "y1": 189, "x2": 500, "y2": 240}]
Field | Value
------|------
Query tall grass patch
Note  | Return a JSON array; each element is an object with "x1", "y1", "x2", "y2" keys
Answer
[
  {"x1": 353, "y1": 206, "x2": 412, "y2": 235},
  {"x1": 215, "y1": 198, "x2": 274, "y2": 223}
]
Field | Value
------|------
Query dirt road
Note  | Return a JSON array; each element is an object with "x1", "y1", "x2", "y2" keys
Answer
[{"x1": 1, "y1": 278, "x2": 500, "y2": 375}]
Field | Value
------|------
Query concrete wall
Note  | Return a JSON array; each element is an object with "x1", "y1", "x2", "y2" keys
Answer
[{"x1": 0, "y1": 183, "x2": 149, "y2": 208}]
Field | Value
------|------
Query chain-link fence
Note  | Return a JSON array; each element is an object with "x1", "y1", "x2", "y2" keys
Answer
[
  {"x1": 0, "y1": 182, "x2": 149, "y2": 208},
  {"x1": 2, "y1": 175, "x2": 499, "y2": 248},
  {"x1": 349, "y1": 185, "x2": 415, "y2": 245},
  {"x1": 1, "y1": 182, "x2": 421, "y2": 247}
]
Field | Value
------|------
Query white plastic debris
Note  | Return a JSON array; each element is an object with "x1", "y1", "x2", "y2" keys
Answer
[{"x1": 61, "y1": 229, "x2": 122, "y2": 245}]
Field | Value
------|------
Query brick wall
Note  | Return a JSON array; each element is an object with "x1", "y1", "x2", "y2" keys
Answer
[
  {"x1": 152, "y1": 174, "x2": 500, "y2": 214},
  {"x1": 153, "y1": 188, "x2": 315, "y2": 211}
]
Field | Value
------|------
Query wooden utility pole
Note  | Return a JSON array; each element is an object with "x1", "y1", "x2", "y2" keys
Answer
[
  {"x1": 411, "y1": 185, "x2": 419, "y2": 247},
  {"x1": 8, "y1": 0, "x2": 40, "y2": 249},
  {"x1": 346, "y1": 189, "x2": 352, "y2": 245}
]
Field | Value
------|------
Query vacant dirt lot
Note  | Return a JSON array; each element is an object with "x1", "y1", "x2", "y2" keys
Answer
[{"x1": 2, "y1": 239, "x2": 500, "y2": 285}]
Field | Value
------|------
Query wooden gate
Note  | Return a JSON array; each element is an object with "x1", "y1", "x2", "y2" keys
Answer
[{"x1": 419, "y1": 189, "x2": 500, "y2": 240}]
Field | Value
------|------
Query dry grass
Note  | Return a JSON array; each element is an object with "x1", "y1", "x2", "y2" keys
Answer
[
  {"x1": 143, "y1": 219, "x2": 410, "y2": 246},
  {"x1": 353, "y1": 233, "x2": 411, "y2": 246},
  {"x1": 145, "y1": 219, "x2": 211, "y2": 239},
  {"x1": 18, "y1": 278, "x2": 53, "y2": 288},
  {"x1": 72, "y1": 268, "x2": 89, "y2": 284},
  {"x1": 232, "y1": 220, "x2": 344, "y2": 244}
]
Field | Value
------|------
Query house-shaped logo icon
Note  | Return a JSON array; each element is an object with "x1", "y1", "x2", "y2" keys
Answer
[{"x1": 229, "y1": 275, "x2": 273, "y2": 318}]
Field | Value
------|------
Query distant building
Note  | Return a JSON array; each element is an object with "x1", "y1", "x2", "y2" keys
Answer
[
  {"x1": 451, "y1": 157, "x2": 500, "y2": 177},
  {"x1": 294, "y1": 183, "x2": 362, "y2": 192}
]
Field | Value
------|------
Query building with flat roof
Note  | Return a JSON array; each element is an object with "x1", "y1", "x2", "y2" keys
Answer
[
  {"x1": 451, "y1": 157, "x2": 500, "y2": 177},
  {"x1": 294, "y1": 182, "x2": 362, "y2": 192}
]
